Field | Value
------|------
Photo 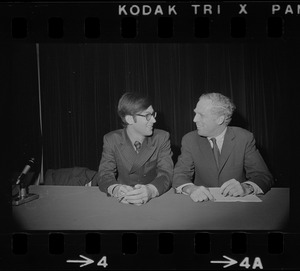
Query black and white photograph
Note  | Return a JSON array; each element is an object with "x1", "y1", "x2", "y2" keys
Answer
[
  {"x1": 9, "y1": 42, "x2": 291, "y2": 231},
  {"x1": 2, "y1": 1, "x2": 299, "y2": 270}
]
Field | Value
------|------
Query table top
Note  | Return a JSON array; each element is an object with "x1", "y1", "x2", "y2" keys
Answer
[{"x1": 12, "y1": 186, "x2": 289, "y2": 231}]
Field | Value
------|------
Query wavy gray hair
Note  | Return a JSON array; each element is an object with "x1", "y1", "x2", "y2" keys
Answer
[{"x1": 200, "y1": 92, "x2": 236, "y2": 125}]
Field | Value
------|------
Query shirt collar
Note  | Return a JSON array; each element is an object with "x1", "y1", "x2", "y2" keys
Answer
[
  {"x1": 124, "y1": 128, "x2": 146, "y2": 148},
  {"x1": 208, "y1": 127, "x2": 227, "y2": 141}
]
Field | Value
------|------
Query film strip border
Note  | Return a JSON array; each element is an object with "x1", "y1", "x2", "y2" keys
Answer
[
  {"x1": 3, "y1": 1, "x2": 299, "y2": 269},
  {"x1": 2, "y1": 232, "x2": 299, "y2": 269},
  {"x1": 1, "y1": 2, "x2": 300, "y2": 42}
]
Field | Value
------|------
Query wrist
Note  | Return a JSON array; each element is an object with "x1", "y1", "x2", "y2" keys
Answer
[
  {"x1": 244, "y1": 183, "x2": 254, "y2": 195},
  {"x1": 146, "y1": 184, "x2": 156, "y2": 199},
  {"x1": 182, "y1": 184, "x2": 195, "y2": 195},
  {"x1": 112, "y1": 184, "x2": 121, "y2": 197}
]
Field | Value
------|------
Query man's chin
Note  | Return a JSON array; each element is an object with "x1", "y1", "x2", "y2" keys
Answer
[
  {"x1": 197, "y1": 129, "x2": 202, "y2": 135},
  {"x1": 197, "y1": 130, "x2": 207, "y2": 137},
  {"x1": 145, "y1": 128, "x2": 154, "y2": 136}
]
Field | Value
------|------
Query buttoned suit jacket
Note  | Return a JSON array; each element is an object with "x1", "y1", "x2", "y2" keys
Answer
[
  {"x1": 98, "y1": 128, "x2": 173, "y2": 195},
  {"x1": 173, "y1": 126, "x2": 274, "y2": 193}
]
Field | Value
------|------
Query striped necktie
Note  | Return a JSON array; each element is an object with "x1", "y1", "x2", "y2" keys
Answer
[
  {"x1": 210, "y1": 138, "x2": 220, "y2": 168},
  {"x1": 134, "y1": 141, "x2": 142, "y2": 153}
]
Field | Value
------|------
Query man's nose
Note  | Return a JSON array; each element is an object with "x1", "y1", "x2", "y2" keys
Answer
[{"x1": 151, "y1": 115, "x2": 156, "y2": 123}]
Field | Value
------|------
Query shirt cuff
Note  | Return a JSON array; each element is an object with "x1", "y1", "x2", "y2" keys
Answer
[
  {"x1": 146, "y1": 184, "x2": 159, "y2": 198},
  {"x1": 244, "y1": 181, "x2": 264, "y2": 195},
  {"x1": 175, "y1": 183, "x2": 194, "y2": 195},
  {"x1": 107, "y1": 184, "x2": 119, "y2": 197}
]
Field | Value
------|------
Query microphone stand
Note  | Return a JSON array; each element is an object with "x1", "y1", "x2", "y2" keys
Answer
[{"x1": 12, "y1": 180, "x2": 39, "y2": 206}]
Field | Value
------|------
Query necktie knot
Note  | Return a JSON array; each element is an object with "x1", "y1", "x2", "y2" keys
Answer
[
  {"x1": 210, "y1": 137, "x2": 217, "y2": 148},
  {"x1": 134, "y1": 141, "x2": 142, "y2": 153}
]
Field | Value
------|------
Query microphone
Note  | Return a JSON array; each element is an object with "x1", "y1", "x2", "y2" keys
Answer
[
  {"x1": 16, "y1": 157, "x2": 35, "y2": 185},
  {"x1": 13, "y1": 157, "x2": 39, "y2": 206}
]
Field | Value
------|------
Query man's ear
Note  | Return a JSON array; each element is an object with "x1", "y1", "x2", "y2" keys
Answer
[
  {"x1": 217, "y1": 115, "x2": 225, "y2": 125},
  {"x1": 125, "y1": 115, "x2": 134, "y2": 125}
]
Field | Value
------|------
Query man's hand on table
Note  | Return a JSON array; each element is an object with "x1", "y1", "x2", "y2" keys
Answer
[
  {"x1": 183, "y1": 184, "x2": 214, "y2": 202},
  {"x1": 113, "y1": 184, "x2": 154, "y2": 206},
  {"x1": 220, "y1": 179, "x2": 254, "y2": 197}
]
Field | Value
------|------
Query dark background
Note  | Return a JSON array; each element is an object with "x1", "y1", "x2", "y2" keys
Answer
[{"x1": 7, "y1": 42, "x2": 297, "y2": 187}]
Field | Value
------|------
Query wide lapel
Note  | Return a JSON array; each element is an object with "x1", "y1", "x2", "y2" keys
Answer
[
  {"x1": 118, "y1": 129, "x2": 137, "y2": 172},
  {"x1": 197, "y1": 135, "x2": 218, "y2": 170},
  {"x1": 130, "y1": 136, "x2": 155, "y2": 174},
  {"x1": 218, "y1": 127, "x2": 236, "y2": 172}
]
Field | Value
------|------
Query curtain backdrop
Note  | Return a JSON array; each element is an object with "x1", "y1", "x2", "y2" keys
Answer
[
  {"x1": 37, "y1": 43, "x2": 290, "y2": 186},
  {"x1": 10, "y1": 43, "x2": 294, "y2": 187},
  {"x1": 9, "y1": 44, "x2": 41, "y2": 180}
]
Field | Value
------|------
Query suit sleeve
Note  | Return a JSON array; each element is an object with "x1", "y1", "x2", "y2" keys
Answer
[
  {"x1": 149, "y1": 132, "x2": 173, "y2": 196},
  {"x1": 97, "y1": 135, "x2": 118, "y2": 193},
  {"x1": 173, "y1": 135, "x2": 195, "y2": 189},
  {"x1": 244, "y1": 133, "x2": 274, "y2": 193}
]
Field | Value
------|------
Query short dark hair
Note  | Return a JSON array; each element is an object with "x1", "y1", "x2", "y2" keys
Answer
[{"x1": 118, "y1": 92, "x2": 152, "y2": 126}]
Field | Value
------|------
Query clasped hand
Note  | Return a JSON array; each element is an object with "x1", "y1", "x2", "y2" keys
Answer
[{"x1": 114, "y1": 184, "x2": 152, "y2": 206}]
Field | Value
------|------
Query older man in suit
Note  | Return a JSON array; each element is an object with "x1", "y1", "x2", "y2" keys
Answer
[
  {"x1": 173, "y1": 92, "x2": 274, "y2": 202},
  {"x1": 98, "y1": 92, "x2": 173, "y2": 206}
]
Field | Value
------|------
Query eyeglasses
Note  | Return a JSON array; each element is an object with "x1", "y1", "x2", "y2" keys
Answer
[{"x1": 135, "y1": 111, "x2": 157, "y2": 121}]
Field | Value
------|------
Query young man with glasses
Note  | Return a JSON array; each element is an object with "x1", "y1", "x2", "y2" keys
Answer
[{"x1": 97, "y1": 92, "x2": 173, "y2": 206}]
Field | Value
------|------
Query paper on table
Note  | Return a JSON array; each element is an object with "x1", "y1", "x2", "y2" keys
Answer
[{"x1": 209, "y1": 187, "x2": 262, "y2": 202}]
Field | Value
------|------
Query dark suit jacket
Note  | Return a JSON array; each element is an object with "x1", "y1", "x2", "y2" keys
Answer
[
  {"x1": 173, "y1": 127, "x2": 274, "y2": 193},
  {"x1": 97, "y1": 128, "x2": 173, "y2": 195}
]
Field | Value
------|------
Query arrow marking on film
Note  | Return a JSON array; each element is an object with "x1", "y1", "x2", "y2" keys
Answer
[
  {"x1": 67, "y1": 255, "x2": 94, "y2": 267},
  {"x1": 211, "y1": 255, "x2": 237, "y2": 268}
]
